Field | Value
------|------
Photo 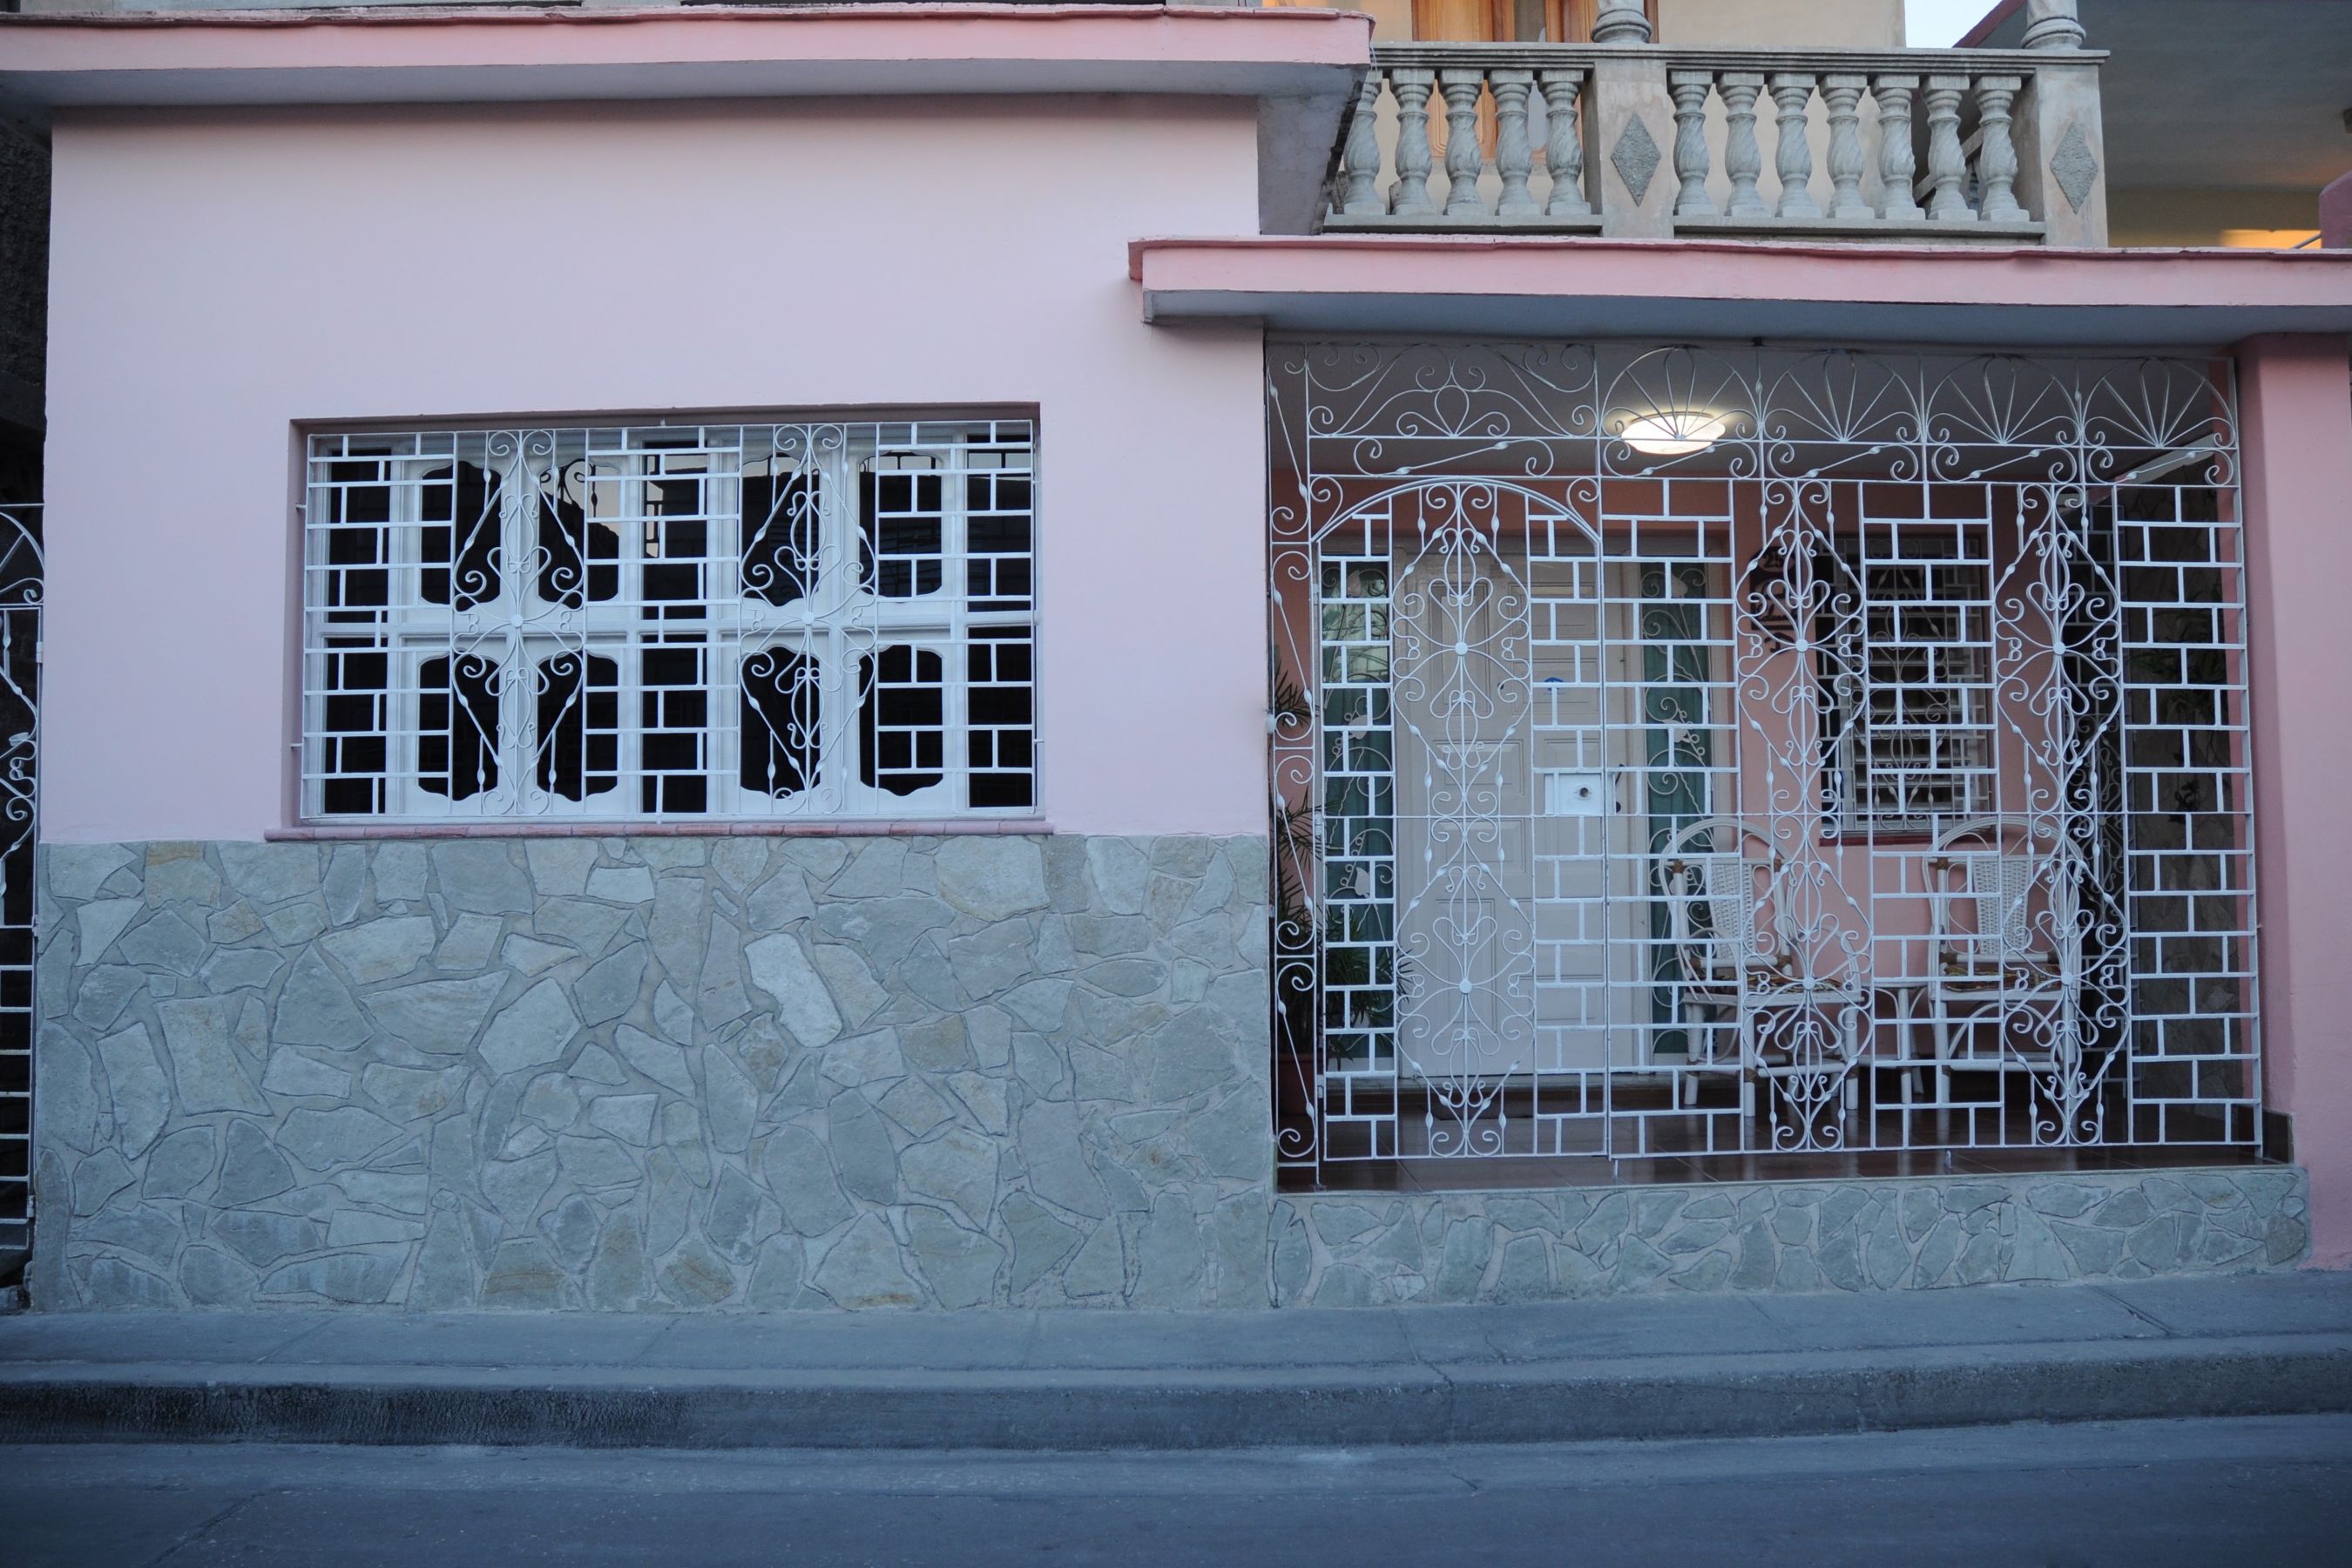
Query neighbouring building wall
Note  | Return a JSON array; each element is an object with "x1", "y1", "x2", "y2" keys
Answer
[
  {"x1": 1262, "y1": 0, "x2": 1898, "y2": 45},
  {"x1": 1656, "y1": 0, "x2": 1903, "y2": 49},
  {"x1": 0, "y1": 107, "x2": 45, "y2": 499}
]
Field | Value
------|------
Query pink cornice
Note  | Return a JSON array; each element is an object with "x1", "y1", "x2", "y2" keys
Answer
[
  {"x1": 1129, "y1": 235, "x2": 2352, "y2": 346},
  {"x1": 0, "y1": 5, "x2": 1374, "y2": 106}
]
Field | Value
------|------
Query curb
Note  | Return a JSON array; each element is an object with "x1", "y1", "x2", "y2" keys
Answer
[{"x1": 5, "y1": 1335, "x2": 2349, "y2": 1450}]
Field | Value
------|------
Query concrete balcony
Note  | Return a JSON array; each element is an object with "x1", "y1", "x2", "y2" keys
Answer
[{"x1": 1323, "y1": 32, "x2": 2108, "y2": 246}]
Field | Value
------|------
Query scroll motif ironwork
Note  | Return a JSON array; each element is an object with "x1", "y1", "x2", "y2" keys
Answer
[
  {"x1": 1270, "y1": 343, "x2": 2254, "y2": 1174},
  {"x1": 0, "y1": 504, "x2": 37, "y2": 1251}
]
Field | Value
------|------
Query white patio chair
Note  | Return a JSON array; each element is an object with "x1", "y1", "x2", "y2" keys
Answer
[
  {"x1": 1923, "y1": 816, "x2": 2085, "y2": 1107},
  {"x1": 1660, "y1": 817, "x2": 1866, "y2": 1123}
]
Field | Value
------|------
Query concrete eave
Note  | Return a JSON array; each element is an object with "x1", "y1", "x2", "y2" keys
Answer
[
  {"x1": 0, "y1": 4, "x2": 1371, "y2": 110},
  {"x1": 1130, "y1": 236, "x2": 2352, "y2": 349}
]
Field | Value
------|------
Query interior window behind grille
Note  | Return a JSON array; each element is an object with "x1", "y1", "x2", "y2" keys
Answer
[{"x1": 1821, "y1": 546, "x2": 1992, "y2": 832}]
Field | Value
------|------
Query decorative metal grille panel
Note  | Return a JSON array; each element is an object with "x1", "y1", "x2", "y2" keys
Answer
[
  {"x1": 304, "y1": 420, "x2": 1036, "y2": 822},
  {"x1": 1270, "y1": 342, "x2": 2257, "y2": 1173},
  {"x1": 0, "y1": 505, "x2": 37, "y2": 1251}
]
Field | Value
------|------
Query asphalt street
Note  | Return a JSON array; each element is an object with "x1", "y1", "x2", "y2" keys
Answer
[{"x1": 7, "y1": 1415, "x2": 2349, "y2": 1566}]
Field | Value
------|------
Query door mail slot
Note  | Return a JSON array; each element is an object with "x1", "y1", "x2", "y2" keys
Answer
[{"x1": 1542, "y1": 771, "x2": 1609, "y2": 816}]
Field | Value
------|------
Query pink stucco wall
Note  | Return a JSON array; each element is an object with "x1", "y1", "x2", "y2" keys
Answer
[
  {"x1": 40, "y1": 97, "x2": 1271, "y2": 842},
  {"x1": 2239, "y1": 333, "x2": 2352, "y2": 1267}
]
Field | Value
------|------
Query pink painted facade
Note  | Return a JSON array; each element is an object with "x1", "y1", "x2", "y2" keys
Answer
[
  {"x1": 40, "y1": 95, "x2": 1272, "y2": 842},
  {"x1": 2240, "y1": 335, "x2": 2352, "y2": 1267},
  {"x1": 9, "y1": 4, "x2": 2352, "y2": 1301}
]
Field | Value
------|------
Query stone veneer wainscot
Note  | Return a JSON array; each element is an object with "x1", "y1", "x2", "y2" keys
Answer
[
  {"x1": 27, "y1": 834, "x2": 2308, "y2": 1310},
  {"x1": 32, "y1": 835, "x2": 1274, "y2": 1310}
]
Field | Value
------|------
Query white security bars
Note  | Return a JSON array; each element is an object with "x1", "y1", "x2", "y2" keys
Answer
[
  {"x1": 0, "y1": 504, "x2": 36, "y2": 1251},
  {"x1": 1269, "y1": 344, "x2": 2254, "y2": 1173},
  {"x1": 302, "y1": 421, "x2": 1036, "y2": 823}
]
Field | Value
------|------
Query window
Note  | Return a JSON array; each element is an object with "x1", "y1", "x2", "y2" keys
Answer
[
  {"x1": 1819, "y1": 543, "x2": 1993, "y2": 835},
  {"x1": 303, "y1": 420, "x2": 1035, "y2": 821}
]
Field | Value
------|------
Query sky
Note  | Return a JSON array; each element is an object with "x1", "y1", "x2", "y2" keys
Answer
[{"x1": 1904, "y1": 0, "x2": 1999, "y2": 46}]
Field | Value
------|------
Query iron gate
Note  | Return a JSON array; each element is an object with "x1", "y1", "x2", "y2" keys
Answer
[{"x1": 1269, "y1": 342, "x2": 2256, "y2": 1177}]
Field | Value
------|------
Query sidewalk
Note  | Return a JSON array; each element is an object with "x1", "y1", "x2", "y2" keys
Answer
[{"x1": 3, "y1": 1273, "x2": 2347, "y2": 1451}]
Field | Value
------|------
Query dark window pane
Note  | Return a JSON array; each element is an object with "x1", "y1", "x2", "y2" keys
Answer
[
  {"x1": 742, "y1": 645, "x2": 821, "y2": 799},
  {"x1": 965, "y1": 470, "x2": 1033, "y2": 607},
  {"x1": 742, "y1": 470, "x2": 821, "y2": 607},
  {"x1": 418, "y1": 652, "x2": 501, "y2": 803},
  {"x1": 422, "y1": 463, "x2": 503, "y2": 611},
  {"x1": 643, "y1": 474, "x2": 708, "y2": 612},
  {"x1": 858, "y1": 645, "x2": 946, "y2": 796},
  {"x1": 324, "y1": 462, "x2": 391, "y2": 618},
  {"x1": 966, "y1": 629, "x2": 1035, "y2": 810},
  {"x1": 536, "y1": 461, "x2": 619, "y2": 609},
  {"x1": 536, "y1": 650, "x2": 618, "y2": 802},
  {"x1": 639, "y1": 639, "x2": 709, "y2": 814},
  {"x1": 318, "y1": 636, "x2": 389, "y2": 814},
  {"x1": 860, "y1": 463, "x2": 944, "y2": 598}
]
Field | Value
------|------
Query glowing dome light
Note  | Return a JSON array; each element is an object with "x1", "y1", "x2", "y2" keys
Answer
[{"x1": 1622, "y1": 411, "x2": 1729, "y2": 457}]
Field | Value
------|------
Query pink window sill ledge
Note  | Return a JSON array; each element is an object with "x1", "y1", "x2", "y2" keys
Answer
[{"x1": 267, "y1": 818, "x2": 1054, "y2": 841}]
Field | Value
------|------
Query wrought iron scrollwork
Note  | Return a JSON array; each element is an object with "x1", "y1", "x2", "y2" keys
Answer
[{"x1": 1270, "y1": 342, "x2": 2254, "y2": 1176}]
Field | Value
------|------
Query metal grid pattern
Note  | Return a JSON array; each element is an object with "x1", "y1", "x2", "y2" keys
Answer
[
  {"x1": 0, "y1": 505, "x2": 37, "y2": 1251},
  {"x1": 304, "y1": 420, "x2": 1035, "y2": 822},
  {"x1": 1269, "y1": 342, "x2": 2256, "y2": 1172}
]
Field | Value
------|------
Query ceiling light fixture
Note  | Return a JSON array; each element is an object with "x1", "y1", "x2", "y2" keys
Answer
[{"x1": 1621, "y1": 411, "x2": 1729, "y2": 457}]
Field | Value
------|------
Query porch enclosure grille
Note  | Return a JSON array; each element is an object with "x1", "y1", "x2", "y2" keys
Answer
[
  {"x1": 304, "y1": 420, "x2": 1036, "y2": 824},
  {"x1": 1268, "y1": 342, "x2": 2257, "y2": 1173},
  {"x1": 0, "y1": 506, "x2": 37, "y2": 1249}
]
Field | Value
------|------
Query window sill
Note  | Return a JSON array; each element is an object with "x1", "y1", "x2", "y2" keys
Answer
[{"x1": 267, "y1": 818, "x2": 1054, "y2": 842}]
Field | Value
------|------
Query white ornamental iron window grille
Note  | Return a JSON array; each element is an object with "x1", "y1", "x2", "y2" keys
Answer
[
  {"x1": 0, "y1": 504, "x2": 35, "y2": 1252},
  {"x1": 301, "y1": 420, "x2": 1036, "y2": 822},
  {"x1": 1267, "y1": 342, "x2": 2256, "y2": 1173}
]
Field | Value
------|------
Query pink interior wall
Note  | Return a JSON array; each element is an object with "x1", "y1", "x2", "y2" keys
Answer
[
  {"x1": 40, "y1": 97, "x2": 1270, "y2": 842},
  {"x1": 2238, "y1": 333, "x2": 2352, "y2": 1267}
]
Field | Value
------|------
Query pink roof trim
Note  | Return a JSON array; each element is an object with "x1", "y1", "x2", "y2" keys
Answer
[
  {"x1": 1128, "y1": 234, "x2": 2352, "y2": 310},
  {"x1": 0, "y1": 4, "x2": 1374, "y2": 71}
]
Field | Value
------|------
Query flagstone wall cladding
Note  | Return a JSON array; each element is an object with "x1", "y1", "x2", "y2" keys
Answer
[
  {"x1": 30, "y1": 834, "x2": 1276, "y2": 1311},
  {"x1": 1271, "y1": 1166, "x2": 2311, "y2": 1307},
  {"x1": 25, "y1": 832, "x2": 2311, "y2": 1310}
]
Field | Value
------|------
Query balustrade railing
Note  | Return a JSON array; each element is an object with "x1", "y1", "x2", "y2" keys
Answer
[{"x1": 1325, "y1": 41, "x2": 2106, "y2": 245}]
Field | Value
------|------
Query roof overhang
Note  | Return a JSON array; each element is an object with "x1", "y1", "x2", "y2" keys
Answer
[
  {"x1": 1130, "y1": 236, "x2": 2352, "y2": 349},
  {"x1": 0, "y1": 4, "x2": 1371, "y2": 235},
  {"x1": 0, "y1": 4, "x2": 1368, "y2": 109}
]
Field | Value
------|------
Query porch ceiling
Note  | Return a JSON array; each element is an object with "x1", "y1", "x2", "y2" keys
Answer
[
  {"x1": 1132, "y1": 236, "x2": 2352, "y2": 349},
  {"x1": 1969, "y1": 0, "x2": 2352, "y2": 193}
]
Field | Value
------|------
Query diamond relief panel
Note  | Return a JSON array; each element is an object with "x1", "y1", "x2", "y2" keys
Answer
[{"x1": 1611, "y1": 115, "x2": 1663, "y2": 206}]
